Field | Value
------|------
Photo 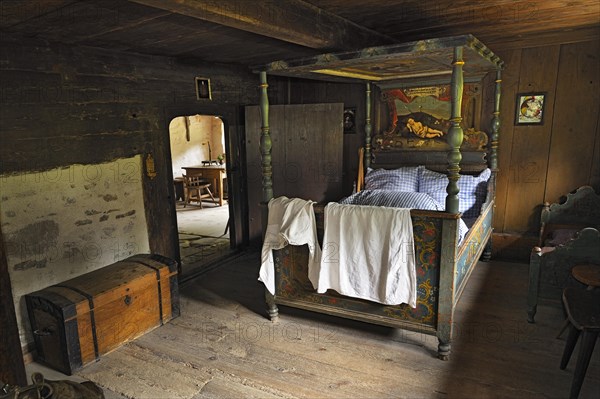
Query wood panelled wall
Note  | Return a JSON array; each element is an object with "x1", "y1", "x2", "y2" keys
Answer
[{"x1": 492, "y1": 39, "x2": 600, "y2": 259}]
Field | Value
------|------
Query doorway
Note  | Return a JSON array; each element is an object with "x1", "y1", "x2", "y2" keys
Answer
[{"x1": 169, "y1": 114, "x2": 233, "y2": 278}]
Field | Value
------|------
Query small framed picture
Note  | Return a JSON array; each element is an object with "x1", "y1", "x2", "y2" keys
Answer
[
  {"x1": 343, "y1": 108, "x2": 356, "y2": 134},
  {"x1": 515, "y1": 93, "x2": 545, "y2": 125},
  {"x1": 195, "y1": 77, "x2": 212, "y2": 100}
]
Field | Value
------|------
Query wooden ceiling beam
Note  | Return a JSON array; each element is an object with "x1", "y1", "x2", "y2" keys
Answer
[
  {"x1": 127, "y1": 0, "x2": 395, "y2": 50},
  {"x1": 488, "y1": 25, "x2": 600, "y2": 51},
  {"x1": 0, "y1": 0, "x2": 78, "y2": 28},
  {"x1": 372, "y1": 1, "x2": 600, "y2": 39}
]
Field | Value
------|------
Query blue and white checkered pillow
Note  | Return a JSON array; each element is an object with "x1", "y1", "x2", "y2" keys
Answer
[
  {"x1": 364, "y1": 166, "x2": 422, "y2": 192},
  {"x1": 339, "y1": 190, "x2": 470, "y2": 243},
  {"x1": 418, "y1": 168, "x2": 491, "y2": 218},
  {"x1": 340, "y1": 190, "x2": 445, "y2": 210},
  {"x1": 418, "y1": 168, "x2": 448, "y2": 204},
  {"x1": 459, "y1": 168, "x2": 491, "y2": 218}
]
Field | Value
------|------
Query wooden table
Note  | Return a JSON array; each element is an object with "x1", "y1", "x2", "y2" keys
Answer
[
  {"x1": 182, "y1": 165, "x2": 226, "y2": 206},
  {"x1": 572, "y1": 264, "x2": 600, "y2": 289}
]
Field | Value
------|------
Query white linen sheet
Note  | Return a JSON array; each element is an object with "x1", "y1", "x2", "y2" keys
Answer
[
  {"x1": 316, "y1": 203, "x2": 416, "y2": 307},
  {"x1": 258, "y1": 196, "x2": 321, "y2": 295}
]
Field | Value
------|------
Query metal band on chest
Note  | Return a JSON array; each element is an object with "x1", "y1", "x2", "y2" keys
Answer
[{"x1": 55, "y1": 284, "x2": 100, "y2": 360}]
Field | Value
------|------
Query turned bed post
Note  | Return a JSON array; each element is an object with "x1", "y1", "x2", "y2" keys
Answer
[
  {"x1": 259, "y1": 71, "x2": 273, "y2": 209},
  {"x1": 259, "y1": 71, "x2": 279, "y2": 322},
  {"x1": 490, "y1": 69, "x2": 501, "y2": 172},
  {"x1": 437, "y1": 46, "x2": 465, "y2": 360},
  {"x1": 482, "y1": 68, "x2": 502, "y2": 261},
  {"x1": 364, "y1": 82, "x2": 372, "y2": 168},
  {"x1": 445, "y1": 46, "x2": 464, "y2": 214}
]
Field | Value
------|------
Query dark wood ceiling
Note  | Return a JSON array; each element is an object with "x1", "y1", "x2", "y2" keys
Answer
[{"x1": 1, "y1": 0, "x2": 598, "y2": 67}]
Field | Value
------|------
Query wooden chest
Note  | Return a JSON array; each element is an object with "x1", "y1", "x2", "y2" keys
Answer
[{"x1": 25, "y1": 254, "x2": 179, "y2": 375}]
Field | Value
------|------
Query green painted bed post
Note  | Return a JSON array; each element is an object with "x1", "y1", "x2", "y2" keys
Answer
[
  {"x1": 437, "y1": 46, "x2": 465, "y2": 360},
  {"x1": 438, "y1": 218, "x2": 459, "y2": 360},
  {"x1": 490, "y1": 69, "x2": 501, "y2": 171},
  {"x1": 445, "y1": 47, "x2": 464, "y2": 214},
  {"x1": 259, "y1": 71, "x2": 273, "y2": 208},
  {"x1": 259, "y1": 71, "x2": 278, "y2": 322},
  {"x1": 481, "y1": 68, "x2": 502, "y2": 262},
  {"x1": 365, "y1": 82, "x2": 372, "y2": 168}
]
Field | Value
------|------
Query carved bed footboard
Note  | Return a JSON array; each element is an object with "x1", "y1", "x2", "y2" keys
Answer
[{"x1": 268, "y1": 202, "x2": 493, "y2": 360}]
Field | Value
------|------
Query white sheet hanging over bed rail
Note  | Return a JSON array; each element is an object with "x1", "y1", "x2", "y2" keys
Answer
[
  {"x1": 316, "y1": 203, "x2": 417, "y2": 307},
  {"x1": 259, "y1": 197, "x2": 321, "y2": 295}
]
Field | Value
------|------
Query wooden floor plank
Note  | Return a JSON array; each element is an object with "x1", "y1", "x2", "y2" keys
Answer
[{"x1": 75, "y1": 252, "x2": 600, "y2": 399}]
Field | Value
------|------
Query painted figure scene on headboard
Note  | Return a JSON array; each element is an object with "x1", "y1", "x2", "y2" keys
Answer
[{"x1": 374, "y1": 84, "x2": 488, "y2": 152}]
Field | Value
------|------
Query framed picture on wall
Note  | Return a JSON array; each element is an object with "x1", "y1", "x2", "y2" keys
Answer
[
  {"x1": 195, "y1": 77, "x2": 212, "y2": 100},
  {"x1": 343, "y1": 108, "x2": 356, "y2": 134},
  {"x1": 515, "y1": 93, "x2": 545, "y2": 125}
]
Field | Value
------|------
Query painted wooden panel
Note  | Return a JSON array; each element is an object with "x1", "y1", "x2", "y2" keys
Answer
[
  {"x1": 544, "y1": 40, "x2": 600, "y2": 203},
  {"x1": 503, "y1": 45, "x2": 560, "y2": 233},
  {"x1": 245, "y1": 104, "x2": 344, "y2": 244},
  {"x1": 286, "y1": 79, "x2": 365, "y2": 194},
  {"x1": 273, "y1": 213, "x2": 444, "y2": 327}
]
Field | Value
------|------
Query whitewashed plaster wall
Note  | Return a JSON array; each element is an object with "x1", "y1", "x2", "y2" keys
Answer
[
  {"x1": 210, "y1": 116, "x2": 225, "y2": 159},
  {"x1": 169, "y1": 115, "x2": 225, "y2": 179},
  {"x1": 0, "y1": 155, "x2": 150, "y2": 346}
]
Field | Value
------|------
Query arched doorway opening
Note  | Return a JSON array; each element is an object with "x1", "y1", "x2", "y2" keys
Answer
[{"x1": 169, "y1": 114, "x2": 233, "y2": 277}]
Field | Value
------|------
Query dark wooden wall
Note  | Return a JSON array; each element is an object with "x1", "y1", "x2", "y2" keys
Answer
[
  {"x1": 0, "y1": 34, "x2": 258, "y2": 257},
  {"x1": 491, "y1": 39, "x2": 600, "y2": 259}
]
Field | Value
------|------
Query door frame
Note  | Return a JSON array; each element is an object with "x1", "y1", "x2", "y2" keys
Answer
[{"x1": 162, "y1": 104, "x2": 249, "y2": 267}]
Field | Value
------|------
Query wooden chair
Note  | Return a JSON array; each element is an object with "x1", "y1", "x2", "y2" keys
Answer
[
  {"x1": 527, "y1": 186, "x2": 600, "y2": 323},
  {"x1": 182, "y1": 174, "x2": 217, "y2": 208},
  {"x1": 559, "y1": 287, "x2": 600, "y2": 399}
]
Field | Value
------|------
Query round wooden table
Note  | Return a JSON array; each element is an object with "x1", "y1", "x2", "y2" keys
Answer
[
  {"x1": 571, "y1": 264, "x2": 600, "y2": 289},
  {"x1": 556, "y1": 264, "x2": 600, "y2": 339}
]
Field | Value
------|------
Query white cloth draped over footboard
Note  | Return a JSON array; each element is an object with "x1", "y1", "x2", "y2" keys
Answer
[
  {"x1": 316, "y1": 203, "x2": 417, "y2": 307},
  {"x1": 259, "y1": 197, "x2": 321, "y2": 295}
]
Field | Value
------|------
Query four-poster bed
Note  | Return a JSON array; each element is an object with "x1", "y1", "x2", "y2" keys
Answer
[{"x1": 253, "y1": 35, "x2": 504, "y2": 360}]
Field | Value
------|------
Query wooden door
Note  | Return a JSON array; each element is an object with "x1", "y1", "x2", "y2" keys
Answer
[{"x1": 245, "y1": 103, "x2": 344, "y2": 244}]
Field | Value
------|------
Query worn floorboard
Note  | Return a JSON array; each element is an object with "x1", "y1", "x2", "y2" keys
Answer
[{"x1": 74, "y1": 251, "x2": 600, "y2": 399}]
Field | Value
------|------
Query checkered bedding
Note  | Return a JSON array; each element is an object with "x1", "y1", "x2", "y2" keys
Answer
[
  {"x1": 339, "y1": 189, "x2": 470, "y2": 243},
  {"x1": 346, "y1": 165, "x2": 493, "y2": 243}
]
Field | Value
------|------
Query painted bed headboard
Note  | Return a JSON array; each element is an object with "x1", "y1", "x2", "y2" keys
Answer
[{"x1": 370, "y1": 149, "x2": 489, "y2": 173}]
